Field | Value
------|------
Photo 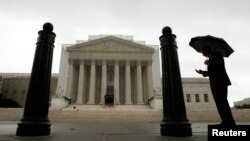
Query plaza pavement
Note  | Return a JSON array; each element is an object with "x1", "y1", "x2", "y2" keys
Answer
[
  {"x1": 0, "y1": 121, "x2": 211, "y2": 141},
  {"x1": 1, "y1": 107, "x2": 249, "y2": 141}
]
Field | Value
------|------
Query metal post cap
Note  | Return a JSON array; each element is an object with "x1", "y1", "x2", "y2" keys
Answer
[
  {"x1": 43, "y1": 22, "x2": 53, "y2": 31},
  {"x1": 162, "y1": 26, "x2": 172, "y2": 35}
]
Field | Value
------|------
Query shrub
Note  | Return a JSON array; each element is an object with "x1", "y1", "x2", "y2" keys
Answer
[
  {"x1": 234, "y1": 104, "x2": 250, "y2": 109},
  {"x1": 0, "y1": 96, "x2": 21, "y2": 107}
]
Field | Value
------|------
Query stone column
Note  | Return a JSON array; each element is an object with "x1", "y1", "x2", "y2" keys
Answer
[
  {"x1": 136, "y1": 61, "x2": 144, "y2": 104},
  {"x1": 87, "y1": 60, "x2": 96, "y2": 104},
  {"x1": 76, "y1": 61, "x2": 84, "y2": 104},
  {"x1": 16, "y1": 23, "x2": 56, "y2": 136},
  {"x1": 100, "y1": 61, "x2": 107, "y2": 104},
  {"x1": 159, "y1": 26, "x2": 192, "y2": 137},
  {"x1": 114, "y1": 61, "x2": 120, "y2": 104},
  {"x1": 125, "y1": 61, "x2": 132, "y2": 104},
  {"x1": 66, "y1": 61, "x2": 74, "y2": 99},
  {"x1": 146, "y1": 61, "x2": 154, "y2": 99}
]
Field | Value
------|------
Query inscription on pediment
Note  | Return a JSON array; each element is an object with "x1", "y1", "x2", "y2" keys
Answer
[{"x1": 75, "y1": 42, "x2": 144, "y2": 51}]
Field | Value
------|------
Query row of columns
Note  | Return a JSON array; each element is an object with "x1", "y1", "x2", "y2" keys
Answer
[{"x1": 66, "y1": 60, "x2": 153, "y2": 105}]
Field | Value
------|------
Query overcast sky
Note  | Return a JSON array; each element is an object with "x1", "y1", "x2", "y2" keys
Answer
[{"x1": 0, "y1": 0, "x2": 249, "y2": 106}]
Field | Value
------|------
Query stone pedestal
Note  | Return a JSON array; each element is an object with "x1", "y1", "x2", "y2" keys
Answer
[
  {"x1": 149, "y1": 96, "x2": 163, "y2": 109},
  {"x1": 50, "y1": 97, "x2": 69, "y2": 110}
]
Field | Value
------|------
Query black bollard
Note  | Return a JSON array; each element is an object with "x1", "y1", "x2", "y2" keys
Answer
[
  {"x1": 16, "y1": 23, "x2": 56, "y2": 136},
  {"x1": 159, "y1": 26, "x2": 192, "y2": 137}
]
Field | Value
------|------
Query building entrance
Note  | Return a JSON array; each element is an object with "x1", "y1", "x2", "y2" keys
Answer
[
  {"x1": 105, "y1": 66, "x2": 114, "y2": 106},
  {"x1": 105, "y1": 85, "x2": 114, "y2": 106}
]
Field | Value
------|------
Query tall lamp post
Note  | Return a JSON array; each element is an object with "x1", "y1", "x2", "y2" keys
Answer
[
  {"x1": 16, "y1": 23, "x2": 56, "y2": 136},
  {"x1": 159, "y1": 26, "x2": 192, "y2": 137}
]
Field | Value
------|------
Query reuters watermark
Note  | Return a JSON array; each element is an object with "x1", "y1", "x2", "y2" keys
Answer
[{"x1": 208, "y1": 125, "x2": 250, "y2": 140}]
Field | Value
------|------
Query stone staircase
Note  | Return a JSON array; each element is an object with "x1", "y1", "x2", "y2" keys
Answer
[
  {"x1": 0, "y1": 108, "x2": 249, "y2": 123},
  {"x1": 0, "y1": 108, "x2": 23, "y2": 121},
  {"x1": 50, "y1": 105, "x2": 162, "y2": 123}
]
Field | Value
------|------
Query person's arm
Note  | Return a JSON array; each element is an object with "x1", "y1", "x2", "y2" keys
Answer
[
  {"x1": 202, "y1": 71, "x2": 209, "y2": 77},
  {"x1": 195, "y1": 69, "x2": 209, "y2": 77}
]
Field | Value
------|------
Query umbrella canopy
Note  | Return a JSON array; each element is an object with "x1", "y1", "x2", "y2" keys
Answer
[{"x1": 189, "y1": 35, "x2": 234, "y2": 57}]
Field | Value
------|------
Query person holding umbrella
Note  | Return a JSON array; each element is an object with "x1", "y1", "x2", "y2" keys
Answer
[{"x1": 189, "y1": 35, "x2": 236, "y2": 126}]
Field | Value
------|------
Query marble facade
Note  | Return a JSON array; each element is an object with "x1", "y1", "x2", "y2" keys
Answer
[{"x1": 58, "y1": 35, "x2": 161, "y2": 105}]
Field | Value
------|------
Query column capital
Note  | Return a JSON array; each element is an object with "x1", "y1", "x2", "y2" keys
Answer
[
  {"x1": 136, "y1": 61, "x2": 142, "y2": 65},
  {"x1": 91, "y1": 60, "x2": 96, "y2": 64},
  {"x1": 79, "y1": 60, "x2": 85, "y2": 64},
  {"x1": 147, "y1": 60, "x2": 153, "y2": 66},
  {"x1": 102, "y1": 60, "x2": 107, "y2": 65},
  {"x1": 68, "y1": 59, "x2": 74, "y2": 64},
  {"x1": 126, "y1": 60, "x2": 131, "y2": 65},
  {"x1": 114, "y1": 60, "x2": 119, "y2": 64}
]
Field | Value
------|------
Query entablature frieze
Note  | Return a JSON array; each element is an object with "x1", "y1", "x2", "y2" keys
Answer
[
  {"x1": 68, "y1": 51, "x2": 152, "y2": 61},
  {"x1": 68, "y1": 58, "x2": 152, "y2": 66}
]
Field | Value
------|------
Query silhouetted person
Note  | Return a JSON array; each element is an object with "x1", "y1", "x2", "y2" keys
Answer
[{"x1": 196, "y1": 46, "x2": 236, "y2": 126}]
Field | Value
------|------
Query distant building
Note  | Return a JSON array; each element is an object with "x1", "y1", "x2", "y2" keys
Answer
[
  {"x1": 0, "y1": 73, "x2": 58, "y2": 107},
  {"x1": 234, "y1": 98, "x2": 250, "y2": 107},
  {"x1": 182, "y1": 78, "x2": 216, "y2": 110}
]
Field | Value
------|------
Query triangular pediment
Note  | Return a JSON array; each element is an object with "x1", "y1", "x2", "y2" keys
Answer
[{"x1": 67, "y1": 36, "x2": 154, "y2": 52}]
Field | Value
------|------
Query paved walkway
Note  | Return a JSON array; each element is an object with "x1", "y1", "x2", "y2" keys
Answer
[
  {"x1": 0, "y1": 121, "x2": 209, "y2": 141},
  {"x1": 1, "y1": 121, "x2": 249, "y2": 141}
]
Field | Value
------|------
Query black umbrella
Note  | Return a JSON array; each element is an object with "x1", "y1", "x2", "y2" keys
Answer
[{"x1": 189, "y1": 35, "x2": 234, "y2": 57}]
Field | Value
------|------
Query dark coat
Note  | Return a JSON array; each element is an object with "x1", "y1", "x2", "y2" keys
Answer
[{"x1": 203, "y1": 52, "x2": 231, "y2": 87}]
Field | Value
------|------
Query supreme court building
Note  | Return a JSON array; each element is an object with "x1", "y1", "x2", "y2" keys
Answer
[{"x1": 57, "y1": 35, "x2": 161, "y2": 106}]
